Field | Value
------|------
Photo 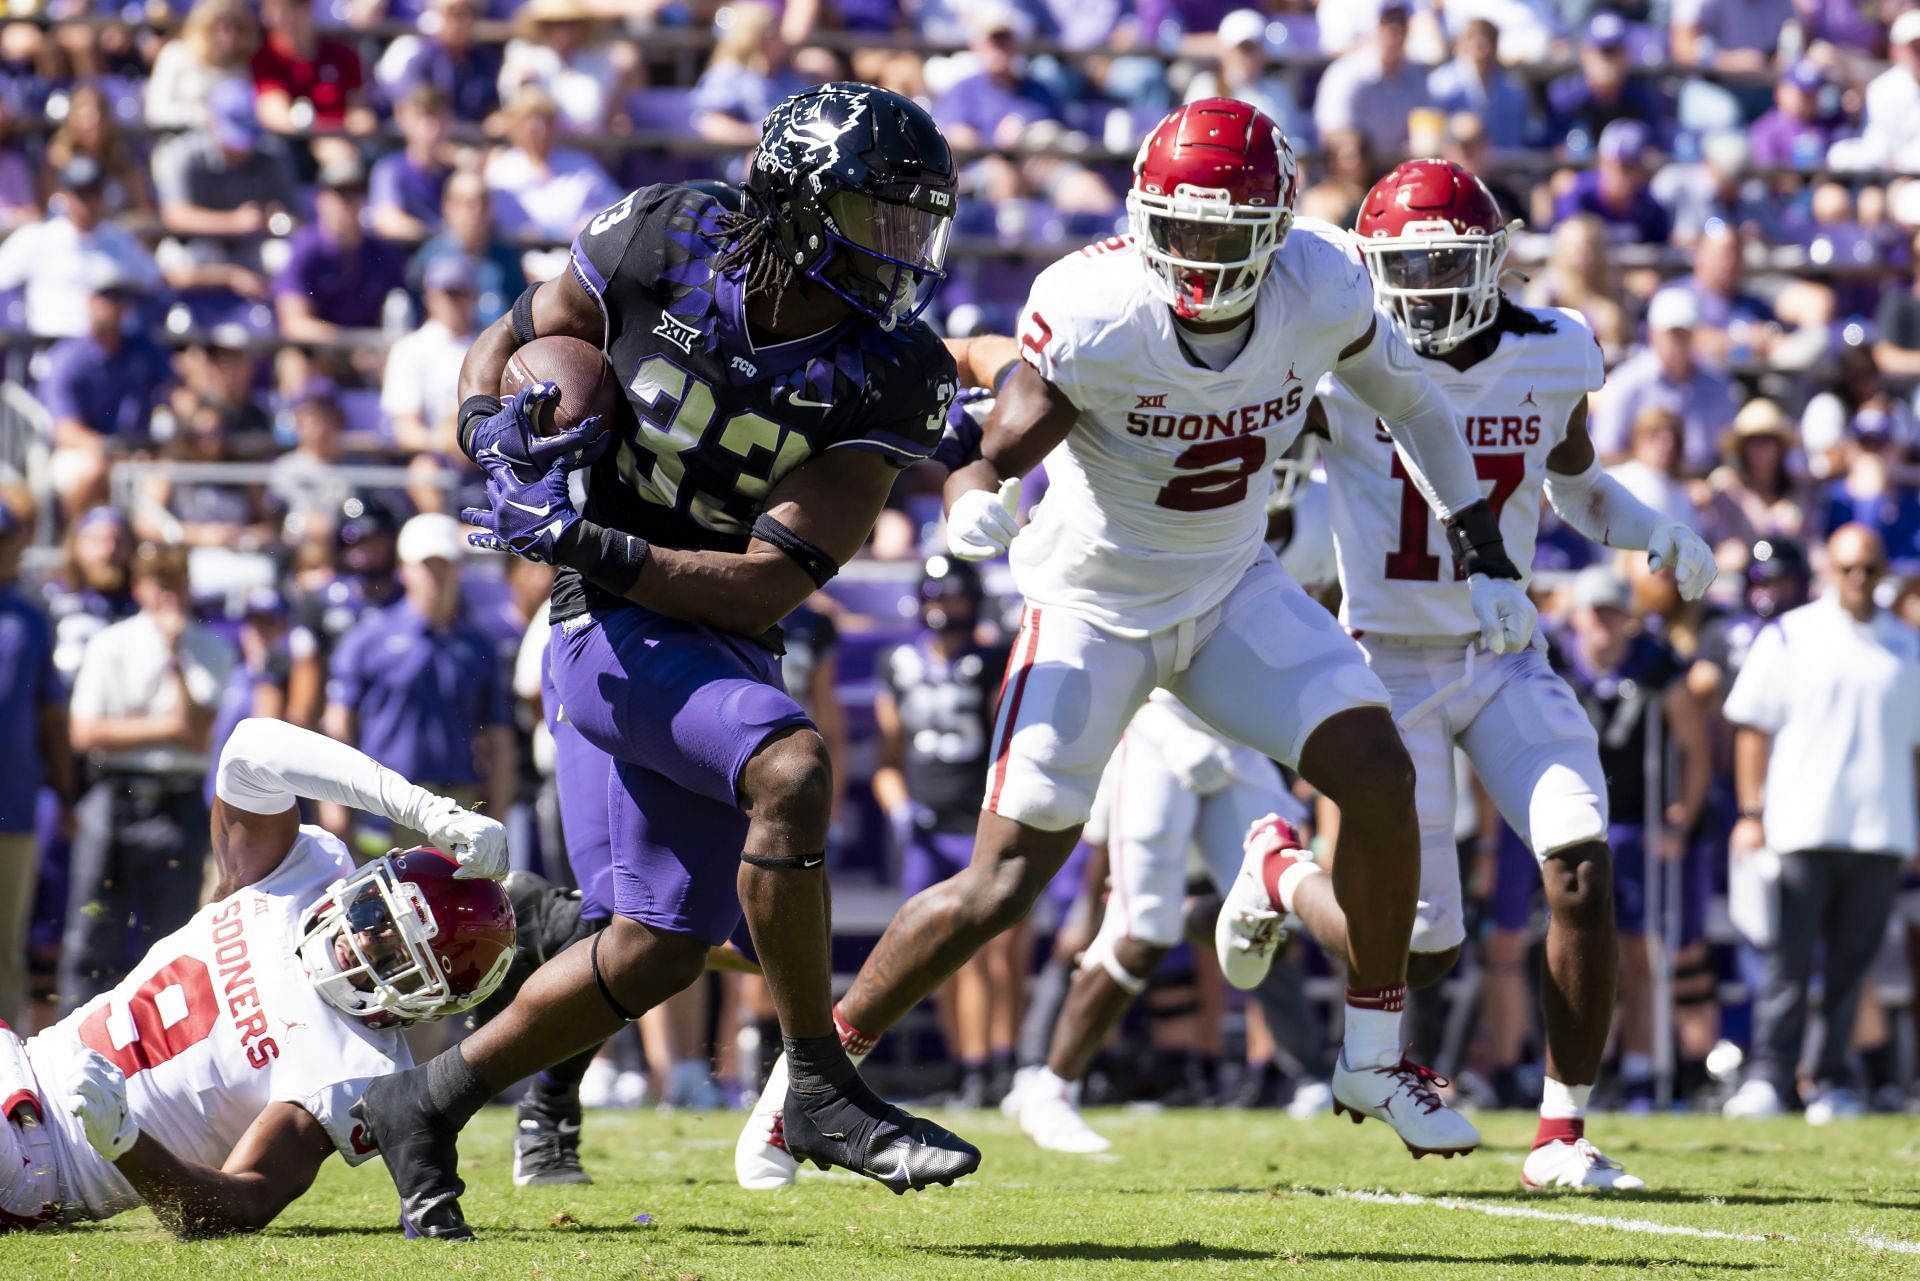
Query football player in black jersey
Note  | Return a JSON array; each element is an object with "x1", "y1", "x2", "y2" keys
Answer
[
  {"x1": 352, "y1": 83, "x2": 976, "y2": 1238},
  {"x1": 875, "y1": 556, "x2": 1018, "y2": 1105}
]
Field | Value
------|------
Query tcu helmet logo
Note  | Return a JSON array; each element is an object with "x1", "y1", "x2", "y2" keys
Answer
[{"x1": 756, "y1": 90, "x2": 869, "y2": 179}]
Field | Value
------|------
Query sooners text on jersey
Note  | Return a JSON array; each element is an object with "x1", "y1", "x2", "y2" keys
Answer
[
  {"x1": 22, "y1": 829, "x2": 407, "y2": 1220},
  {"x1": 1317, "y1": 304, "x2": 1606, "y2": 638},
  {"x1": 1013, "y1": 220, "x2": 1374, "y2": 637}
]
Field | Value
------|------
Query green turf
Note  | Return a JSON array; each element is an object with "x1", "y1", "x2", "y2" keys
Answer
[{"x1": 8, "y1": 1107, "x2": 1920, "y2": 1280}]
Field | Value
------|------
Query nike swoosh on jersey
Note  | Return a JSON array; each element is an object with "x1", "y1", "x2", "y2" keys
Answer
[{"x1": 784, "y1": 390, "x2": 834, "y2": 410}]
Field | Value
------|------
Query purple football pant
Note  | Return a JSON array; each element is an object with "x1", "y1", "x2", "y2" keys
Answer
[
  {"x1": 544, "y1": 662, "x2": 615, "y2": 923},
  {"x1": 900, "y1": 828, "x2": 976, "y2": 898},
  {"x1": 548, "y1": 606, "x2": 812, "y2": 947}
]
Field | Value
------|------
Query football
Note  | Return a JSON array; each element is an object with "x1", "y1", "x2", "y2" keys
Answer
[{"x1": 499, "y1": 335, "x2": 622, "y2": 437}]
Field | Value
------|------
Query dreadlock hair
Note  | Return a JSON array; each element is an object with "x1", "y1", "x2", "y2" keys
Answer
[
  {"x1": 1493, "y1": 295, "x2": 1559, "y2": 338},
  {"x1": 713, "y1": 207, "x2": 797, "y2": 325}
]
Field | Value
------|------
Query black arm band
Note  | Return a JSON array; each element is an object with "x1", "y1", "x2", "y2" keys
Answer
[
  {"x1": 1444, "y1": 499, "x2": 1522, "y2": 581},
  {"x1": 510, "y1": 283, "x2": 541, "y2": 347},
  {"x1": 752, "y1": 512, "x2": 840, "y2": 588},
  {"x1": 555, "y1": 519, "x2": 651, "y2": 597},
  {"x1": 457, "y1": 394, "x2": 503, "y2": 460},
  {"x1": 990, "y1": 358, "x2": 1021, "y2": 394}
]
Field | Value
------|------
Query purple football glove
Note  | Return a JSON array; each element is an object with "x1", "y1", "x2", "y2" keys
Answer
[
  {"x1": 463, "y1": 455, "x2": 582, "y2": 564},
  {"x1": 465, "y1": 382, "x2": 613, "y2": 478}
]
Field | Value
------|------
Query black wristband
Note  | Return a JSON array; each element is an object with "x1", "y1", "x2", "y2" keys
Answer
[
  {"x1": 1445, "y1": 499, "x2": 1522, "y2": 581},
  {"x1": 1738, "y1": 807, "x2": 1764, "y2": 820},
  {"x1": 510, "y1": 283, "x2": 541, "y2": 347},
  {"x1": 555, "y1": 519, "x2": 650, "y2": 596},
  {"x1": 457, "y1": 394, "x2": 504, "y2": 460},
  {"x1": 751, "y1": 512, "x2": 839, "y2": 588}
]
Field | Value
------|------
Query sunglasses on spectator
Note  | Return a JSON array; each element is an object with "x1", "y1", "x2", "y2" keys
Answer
[{"x1": 1835, "y1": 561, "x2": 1884, "y2": 577}]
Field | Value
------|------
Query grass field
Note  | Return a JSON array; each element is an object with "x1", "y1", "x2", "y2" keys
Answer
[{"x1": 9, "y1": 1107, "x2": 1920, "y2": 1280}]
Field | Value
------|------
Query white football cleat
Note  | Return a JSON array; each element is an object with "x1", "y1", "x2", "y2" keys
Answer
[
  {"x1": 1286, "y1": 1079, "x2": 1334, "y2": 1120},
  {"x1": 1803, "y1": 1087, "x2": 1866, "y2": 1125},
  {"x1": 1721, "y1": 1078, "x2": 1785, "y2": 1120},
  {"x1": 1000, "y1": 1065, "x2": 1037, "y2": 1118},
  {"x1": 1017, "y1": 1072, "x2": 1111, "y2": 1154},
  {"x1": 1215, "y1": 814, "x2": 1310, "y2": 991},
  {"x1": 1331, "y1": 1054, "x2": 1481, "y2": 1159},
  {"x1": 734, "y1": 1052, "x2": 798, "y2": 1189},
  {"x1": 1522, "y1": 1138, "x2": 1647, "y2": 1191}
]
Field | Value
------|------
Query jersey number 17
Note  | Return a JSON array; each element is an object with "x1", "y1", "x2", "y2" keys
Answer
[{"x1": 1384, "y1": 452, "x2": 1525, "y2": 581}]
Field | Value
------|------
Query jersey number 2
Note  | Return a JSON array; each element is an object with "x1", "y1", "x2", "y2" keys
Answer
[
  {"x1": 77, "y1": 957, "x2": 220, "y2": 1076},
  {"x1": 1153, "y1": 437, "x2": 1268, "y2": 512},
  {"x1": 1383, "y1": 453, "x2": 1525, "y2": 581}
]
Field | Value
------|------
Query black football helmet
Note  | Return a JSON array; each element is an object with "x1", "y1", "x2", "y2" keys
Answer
[
  {"x1": 1745, "y1": 538, "x2": 1808, "y2": 620},
  {"x1": 746, "y1": 82, "x2": 957, "y2": 331},
  {"x1": 919, "y1": 553, "x2": 983, "y2": 633}
]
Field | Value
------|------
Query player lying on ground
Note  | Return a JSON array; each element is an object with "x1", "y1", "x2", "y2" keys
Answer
[
  {"x1": 1212, "y1": 159, "x2": 1716, "y2": 1191},
  {"x1": 353, "y1": 82, "x2": 978, "y2": 1239},
  {"x1": 738, "y1": 98, "x2": 1540, "y2": 1187},
  {"x1": 0, "y1": 716, "x2": 513, "y2": 1237}
]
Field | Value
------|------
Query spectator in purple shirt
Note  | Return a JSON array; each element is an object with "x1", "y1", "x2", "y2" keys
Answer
[
  {"x1": 1552, "y1": 119, "x2": 1673, "y2": 244},
  {"x1": 382, "y1": 0, "x2": 503, "y2": 125},
  {"x1": 1545, "y1": 14, "x2": 1669, "y2": 153},
  {"x1": 39, "y1": 269, "x2": 173, "y2": 516},
  {"x1": 322, "y1": 513, "x2": 514, "y2": 849},
  {"x1": 1749, "y1": 61, "x2": 1841, "y2": 169},
  {"x1": 0, "y1": 485, "x2": 72, "y2": 1026},
  {"x1": 370, "y1": 83, "x2": 454, "y2": 242},
  {"x1": 1590, "y1": 288, "x2": 1741, "y2": 475},
  {"x1": 274, "y1": 157, "x2": 410, "y2": 342},
  {"x1": 935, "y1": 3, "x2": 1067, "y2": 149},
  {"x1": 691, "y1": 2, "x2": 809, "y2": 147},
  {"x1": 1134, "y1": 0, "x2": 1240, "y2": 52}
]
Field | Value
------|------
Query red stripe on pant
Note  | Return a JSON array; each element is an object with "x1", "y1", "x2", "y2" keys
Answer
[
  {"x1": 1107, "y1": 733, "x2": 1129, "y2": 920},
  {"x1": 986, "y1": 606, "x2": 1044, "y2": 813}
]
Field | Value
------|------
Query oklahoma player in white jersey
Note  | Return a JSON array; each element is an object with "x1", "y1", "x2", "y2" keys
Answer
[
  {"x1": 0, "y1": 718, "x2": 512, "y2": 1235},
  {"x1": 1010, "y1": 689, "x2": 1304, "y2": 1154},
  {"x1": 1213, "y1": 159, "x2": 1716, "y2": 1191},
  {"x1": 738, "y1": 99, "x2": 1540, "y2": 1186}
]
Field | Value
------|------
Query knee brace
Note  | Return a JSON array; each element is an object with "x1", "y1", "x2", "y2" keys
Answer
[
  {"x1": 591, "y1": 930, "x2": 639, "y2": 1023},
  {"x1": 1079, "y1": 933, "x2": 1150, "y2": 995}
]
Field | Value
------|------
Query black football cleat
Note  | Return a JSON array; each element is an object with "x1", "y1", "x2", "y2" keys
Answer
[
  {"x1": 780, "y1": 1074, "x2": 981, "y2": 1193},
  {"x1": 513, "y1": 1087, "x2": 592, "y2": 1187},
  {"x1": 353, "y1": 1067, "x2": 474, "y2": 1240}
]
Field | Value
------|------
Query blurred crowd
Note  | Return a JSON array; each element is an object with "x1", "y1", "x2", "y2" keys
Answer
[{"x1": 2, "y1": 0, "x2": 1920, "y2": 1119}]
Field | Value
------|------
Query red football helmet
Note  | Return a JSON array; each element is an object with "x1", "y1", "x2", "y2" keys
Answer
[
  {"x1": 297, "y1": 847, "x2": 515, "y2": 1028},
  {"x1": 1355, "y1": 158, "x2": 1509, "y2": 354},
  {"x1": 1128, "y1": 98, "x2": 1297, "y2": 321}
]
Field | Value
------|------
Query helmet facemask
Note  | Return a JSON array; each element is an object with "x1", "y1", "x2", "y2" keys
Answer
[
  {"x1": 297, "y1": 856, "x2": 505, "y2": 1027},
  {"x1": 811, "y1": 187, "x2": 953, "y2": 331},
  {"x1": 1128, "y1": 184, "x2": 1290, "y2": 322},
  {"x1": 1359, "y1": 221, "x2": 1508, "y2": 354}
]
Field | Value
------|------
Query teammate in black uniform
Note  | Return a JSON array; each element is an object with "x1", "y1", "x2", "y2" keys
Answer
[
  {"x1": 354, "y1": 84, "x2": 975, "y2": 1237},
  {"x1": 1548, "y1": 566, "x2": 1712, "y2": 1109},
  {"x1": 875, "y1": 556, "x2": 1016, "y2": 1104}
]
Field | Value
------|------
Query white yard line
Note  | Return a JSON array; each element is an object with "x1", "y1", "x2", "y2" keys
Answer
[
  {"x1": 1856, "y1": 1233, "x2": 1920, "y2": 1255},
  {"x1": 1312, "y1": 1187, "x2": 1920, "y2": 1258},
  {"x1": 1319, "y1": 1187, "x2": 1780, "y2": 1243}
]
